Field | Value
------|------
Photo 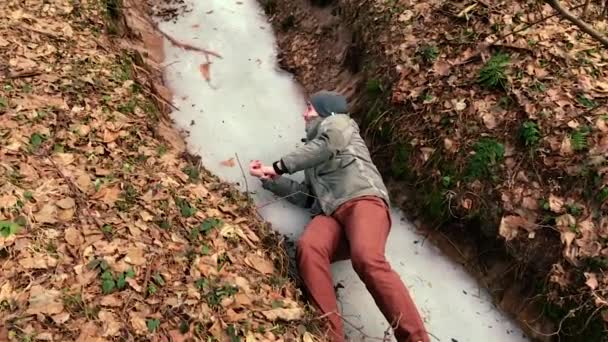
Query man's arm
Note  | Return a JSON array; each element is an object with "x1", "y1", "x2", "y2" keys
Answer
[
  {"x1": 260, "y1": 176, "x2": 314, "y2": 208},
  {"x1": 278, "y1": 115, "x2": 353, "y2": 174}
]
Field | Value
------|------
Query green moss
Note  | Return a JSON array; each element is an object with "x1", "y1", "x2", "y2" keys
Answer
[
  {"x1": 466, "y1": 138, "x2": 505, "y2": 180},
  {"x1": 391, "y1": 143, "x2": 412, "y2": 180}
]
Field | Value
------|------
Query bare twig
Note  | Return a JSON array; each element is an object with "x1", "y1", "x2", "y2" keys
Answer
[
  {"x1": 5, "y1": 69, "x2": 42, "y2": 79},
  {"x1": 454, "y1": 3, "x2": 586, "y2": 67},
  {"x1": 582, "y1": 0, "x2": 591, "y2": 18},
  {"x1": 141, "y1": 85, "x2": 180, "y2": 112},
  {"x1": 492, "y1": 3, "x2": 585, "y2": 44},
  {"x1": 146, "y1": 18, "x2": 222, "y2": 59},
  {"x1": 547, "y1": 0, "x2": 608, "y2": 47},
  {"x1": 525, "y1": 307, "x2": 575, "y2": 337},
  {"x1": 235, "y1": 152, "x2": 250, "y2": 197}
]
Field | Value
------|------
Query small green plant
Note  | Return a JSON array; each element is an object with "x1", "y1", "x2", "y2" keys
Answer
[
  {"x1": 101, "y1": 224, "x2": 113, "y2": 235},
  {"x1": 0, "y1": 97, "x2": 7, "y2": 109},
  {"x1": 156, "y1": 219, "x2": 171, "y2": 230},
  {"x1": 567, "y1": 204, "x2": 583, "y2": 216},
  {"x1": 598, "y1": 187, "x2": 608, "y2": 203},
  {"x1": 226, "y1": 324, "x2": 240, "y2": 342},
  {"x1": 418, "y1": 44, "x2": 439, "y2": 63},
  {"x1": 190, "y1": 217, "x2": 222, "y2": 241},
  {"x1": 0, "y1": 220, "x2": 21, "y2": 237},
  {"x1": 147, "y1": 318, "x2": 160, "y2": 333},
  {"x1": 571, "y1": 127, "x2": 590, "y2": 151},
  {"x1": 201, "y1": 244, "x2": 211, "y2": 255},
  {"x1": 156, "y1": 144, "x2": 168, "y2": 156},
  {"x1": 466, "y1": 138, "x2": 505, "y2": 179},
  {"x1": 29, "y1": 133, "x2": 46, "y2": 151},
  {"x1": 207, "y1": 284, "x2": 238, "y2": 307},
  {"x1": 175, "y1": 197, "x2": 196, "y2": 217},
  {"x1": 117, "y1": 99, "x2": 137, "y2": 114},
  {"x1": 519, "y1": 121, "x2": 541, "y2": 147},
  {"x1": 182, "y1": 165, "x2": 200, "y2": 182},
  {"x1": 195, "y1": 278, "x2": 208, "y2": 290},
  {"x1": 391, "y1": 144, "x2": 411, "y2": 179},
  {"x1": 577, "y1": 95, "x2": 596, "y2": 108},
  {"x1": 217, "y1": 252, "x2": 229, "y2": 271},
  {"x1": 88, "y1": 259, "x2": 135, "y2": 294},
  {"x1": 530, "y1": 81, "x2": 546, "y2": 92},
  {"x1": 441, "y1": 176, "x2": 452, "y2": 188},
  {"x1": 153, "y1": 273, "x2": 165, "y2": 286},
  {"x1": 147, "y1": 284, "x2": 157, "y2": 295},
  {"x1": 478, "y1": 53, "x2": 510, "y2": 89},
  {"x1": 421, "y1": 91, "x2": 434, "y2": 103},
  {"x1": 366, "y1": 79, "x2": 383, "y2": 95}
]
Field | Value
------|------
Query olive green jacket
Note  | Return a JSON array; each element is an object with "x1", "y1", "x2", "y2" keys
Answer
[{"x1": 261, "y1": 114, "x2": 389, "y2": 215}]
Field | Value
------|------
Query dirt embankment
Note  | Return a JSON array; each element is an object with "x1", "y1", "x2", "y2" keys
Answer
[
  {"x1": 261, "y1": 0, "x2": 608, "y2": 340},
  {"x1": 0, "y1": 0, "x2": 323, "y2": 341}
]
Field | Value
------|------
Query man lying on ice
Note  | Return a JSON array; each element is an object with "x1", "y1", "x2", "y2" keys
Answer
[{"x1": 249, "y1": 90, "x2": 429, "y2": 342}]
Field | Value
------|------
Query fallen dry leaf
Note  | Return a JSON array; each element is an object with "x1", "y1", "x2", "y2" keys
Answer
[
  {"x1": 52, "y1": 312, "x2": 70, "y2": 324},
  {"x1": 92, "y1": 186, "x2": 121, "y2": 206},
  {"x1": 125, "y1": 247, "x2": 146, "y2": 265},
  {"x1": 64, "y1": 227, "x2": 84, "y2": 246},
  {"x1": 548, "y1": 194, "x2": 565, "y2": 213},
  {"x1": 499, "y1": 215, "x2": 535, "y2": 241},
  {"x1": 34, "y1": 203, "x2": 58, "y2": 224},
  {"x1": 26, "y1": 285, "x2": 63, "y2": 315},
  {"x1": 57, "y1": 197, "x2": 76, "y2": 209},
  {"x1": 245, "y1": 253, "x2": 274, "y2": 274},
  {"x1": 220, "y1": 157, "x2": 236, "y2": 167},
  {"x1": 100, "y1": 295, "x2": 123, "y2": 307},
  {"x1": 200, "y1": 63, "x2": 211, "y2": 81},
  {"x1": 99, "y1": 310, "x2": 122, "y2": 337},
  {"x1": 585, "y1": 272, "x2": 599, "y2": 290}
]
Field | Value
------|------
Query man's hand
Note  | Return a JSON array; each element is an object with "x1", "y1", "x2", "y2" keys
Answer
[{"x1": 249, "y1": 160, "x2": 278, "y2": 180}]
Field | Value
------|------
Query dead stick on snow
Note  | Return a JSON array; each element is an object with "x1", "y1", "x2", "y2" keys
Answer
[
  {"x1": 147, "y1": 18, "x2": 222, "y2": 59},
  {"x1": 547, "y1": 0, "x2": 608, "y2": 47},
  {"x1": 234, "y1": 152, "x2": 250, "y2": 197}
]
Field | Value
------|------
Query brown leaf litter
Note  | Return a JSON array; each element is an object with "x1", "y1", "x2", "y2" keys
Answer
[{"x1": 0, "y1": 0, "x2": 322, "y2": 340}]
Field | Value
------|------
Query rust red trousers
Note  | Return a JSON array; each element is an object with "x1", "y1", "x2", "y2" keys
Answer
[{"x1": 296, "y1": 196, "x2": 430, "y2": 342}]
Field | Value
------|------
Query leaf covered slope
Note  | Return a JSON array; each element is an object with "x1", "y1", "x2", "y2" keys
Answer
[{"x1": 0, "y1": 0, "x2": 318, "y2": 340}]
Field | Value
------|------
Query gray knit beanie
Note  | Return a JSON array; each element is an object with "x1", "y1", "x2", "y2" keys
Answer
[{"x1": 309, "y1": 90, "x2": 348, "y2": 118}]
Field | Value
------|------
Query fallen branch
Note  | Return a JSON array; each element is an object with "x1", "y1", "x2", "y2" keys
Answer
[
  {"x1": 547, "y1": 0, "x2": 608, "y2": 47},
  {"x1": 146, "y1": 18, "x2": 222, "y2": 59},
  {"x1": 488, "y1": 2, "x2": 580, "y2": 46},
  {"x1": 452, "y1": 3, "x2": 586, "y2": 68}
]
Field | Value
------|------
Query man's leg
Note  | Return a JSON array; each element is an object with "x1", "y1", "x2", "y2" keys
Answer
[
  {"x1": 296, "y1": 215, "x2": 347, "y2": 342},
  {"x1": 333, "y1": 196, "x2": 430, "y2": 342}
]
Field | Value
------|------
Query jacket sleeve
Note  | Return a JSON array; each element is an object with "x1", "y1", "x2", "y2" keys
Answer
[
  {"x1": 280, "y1": 116, "x2": 353, "y2": 174},
  {"x1": 260, "y1": 176, "x2": 313, "y2": 208}
]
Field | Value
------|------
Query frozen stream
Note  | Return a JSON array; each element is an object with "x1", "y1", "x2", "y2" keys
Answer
[{"x1": 158, "y1": 1, "x2": 529, "y2": 341}]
